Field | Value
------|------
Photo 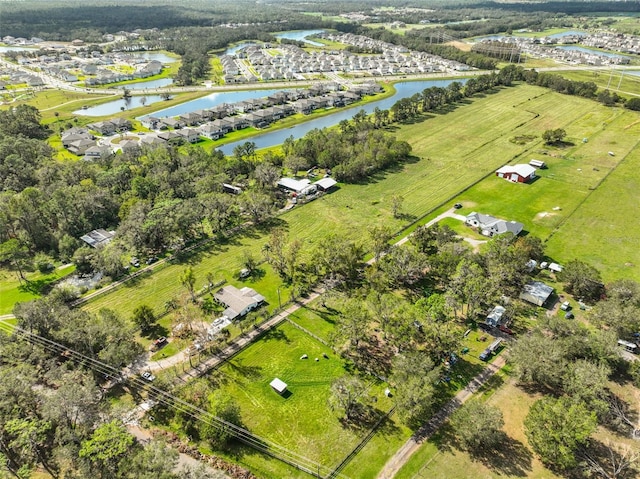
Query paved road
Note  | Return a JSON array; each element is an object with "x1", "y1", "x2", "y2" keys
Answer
[{"x1": 377, "y1": 356, "x2": 507, "y2": 479}]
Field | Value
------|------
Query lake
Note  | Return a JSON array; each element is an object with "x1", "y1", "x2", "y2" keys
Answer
[
  {"x1": 74, "y1": 95, "x2": 165, "y2": 116},
  {"x1": 216, "y1": 79, "x2": 467, "y2": 154},
  {"x1": 127, "y1": 51, "x2": 177, "y2": 63},
  {"x1": 223, "y1": 42, "x2": 259, "y2": 55},
  {"x1": 473, "y1": 30, "x2": 588, "y2": 43},
  {"x1": 274, "y1": 30, "x2": 326, "y2": 47},
  {"x1": 222, "y1": 30, "x2": 327, "y2": 55},
  {"x1": 0, "y1": 45, "x2": 39, "y2": 53}
]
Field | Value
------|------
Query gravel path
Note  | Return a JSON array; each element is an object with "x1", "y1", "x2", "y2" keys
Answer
[{"x1": 376, "y1": 356, "x2": 507, "y2": 479}]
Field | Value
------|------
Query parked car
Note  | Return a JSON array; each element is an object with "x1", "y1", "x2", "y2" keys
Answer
[
  {"x1": 565, "y1": 311, "x2": 575, "y2": 319},
  {"x1": 454, "y1": 203, "x2": 462, "y2": 209},
  {"x1": 560, "y1": 301, "x2": 571, "y2": 311},
  {"x1": 146, "y1": 256, "x2": 158, "y2": 265},
  {"x1": 141, "y1": 371, "x2": 155, "y2": 381},
  {"x1": 130, "y1": 257, "x2": 140, "y2": 268}
]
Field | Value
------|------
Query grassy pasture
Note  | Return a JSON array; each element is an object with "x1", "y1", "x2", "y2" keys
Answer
[
  {"x1": 196, "y1": 321, "x2": 400, "y2": 477},
  {"x1": 446, "y1": 105, "x2": 640, "y2": 281},
  {"x1": 176, "y1": 296, "x2": 499, "y2": 479},
  {"x1": 557, "y1": 68, "x2": 640, "y2": 98},
  {"x1": 81, "y1": 84, "x2": 633, "y2": 318},
  {"x1": 545, "y1": 124, "x2": 640, "y2": 282}
]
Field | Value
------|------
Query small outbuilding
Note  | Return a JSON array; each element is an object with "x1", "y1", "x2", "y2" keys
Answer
[
  {"x1": 485, "y1": 305, "x2": 508, "y2": 328},
  {"x1": 80, "y1": 228, "x2": 115, "y2": 248},
  {"x1": 520, "y1": 281, "x2": 554, "y2": 307},
  {"x1": 314, "y1": 177, "x2": 337, "y2": 192},
  {"x1": 270, "y1": 378, "x2": 288, "y2": 395},
  {"x1": 529, "y1": 159, "x2": 546, "y2": 168}
]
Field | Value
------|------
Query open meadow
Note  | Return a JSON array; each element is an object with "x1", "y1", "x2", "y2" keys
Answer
[
  {"x1": 557, "y1": 68, "x2": 640, "y2": 100},
  {"x1": 443, "y1": 105, "x2": 640, "y2": 282},
  {"x1": 80, "y1": 83, "x2": 640, "y2": 318}
]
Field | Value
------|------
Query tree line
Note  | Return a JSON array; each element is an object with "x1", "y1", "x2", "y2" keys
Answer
[{"x1": 0, "y1": 104, "x2": 411, "y2": 285}]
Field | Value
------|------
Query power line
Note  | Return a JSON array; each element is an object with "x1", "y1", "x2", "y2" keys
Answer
[{"x1": 0, "y1": 321, "x2": 349, "y2": 479}]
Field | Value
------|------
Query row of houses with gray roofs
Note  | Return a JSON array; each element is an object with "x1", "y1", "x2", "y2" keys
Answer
[
  {"x1": 221, "y1": 33, "x2": 469, "y2": 83},
  {"x1": 142, "y1": 82, "x2": 380, "y2": 134},
  {"x1": 479, "y1": 36, "x2": 631, "y2": 66}
]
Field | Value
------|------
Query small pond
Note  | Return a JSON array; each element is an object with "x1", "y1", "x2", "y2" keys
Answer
[{"x1": 74, "y1": 95, "x2": 165, "y2": 116}]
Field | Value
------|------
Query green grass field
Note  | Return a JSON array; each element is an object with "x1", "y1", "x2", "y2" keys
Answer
[
  {"x1": 200, "y1": 321, "x2": 401, "y2": 477},
  {"x1": 0, "y1": 264, "x2": 75, "y2": 315},
  {"x1": 181, "y1": 299, "x2": 498, "y2": 479},
  {"x1": 557, "y1": 69, "x2": 640, "y2": 99},
  {"x1": 448, "y1": 106, "x2": 640, "y2": 282},
  {"x1": 79, "y1": 84, "x2": 640, "y2": 318},
  {"x1": 545, "y1": 126, "x2": 640, "y2": 282}
]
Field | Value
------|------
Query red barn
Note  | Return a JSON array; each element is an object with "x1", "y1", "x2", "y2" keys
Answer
[{"x1": 495, "y1": 164, "x2": 536, "y2": 183}]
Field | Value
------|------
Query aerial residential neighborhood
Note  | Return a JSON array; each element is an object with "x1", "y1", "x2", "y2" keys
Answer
[{"x1": 0, "y1": 1, "x2": 639, "y2": 478}]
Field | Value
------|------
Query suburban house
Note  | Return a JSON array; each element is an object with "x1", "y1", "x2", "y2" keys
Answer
[
  {"x1": 80, "y1": 228, "x2": 115, "y2": 248},
  {"x1": 520, "y1": 281, "x2": 554, "y2": 307},
  {"x1": 495, "y1": 164, "x2": 537, "y2": 183},
  {"x1": 214, "y1": 285, "x2": 265, "y2": 320},
  {"x1": 83, "y1": 145, "x2": 112, "y2": 160},
  {"x1": 199, "y1": 123, "x2": 225, "y2": 140},
  {"x1": 465, "y1": 212, "x2": 524, "y2": 237}
]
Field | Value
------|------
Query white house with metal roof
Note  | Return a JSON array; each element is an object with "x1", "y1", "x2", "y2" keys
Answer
[{"x1": 465, "y1": 212, "x2": 524, "y2": 237}]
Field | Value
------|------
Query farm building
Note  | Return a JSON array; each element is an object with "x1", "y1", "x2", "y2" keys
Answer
[
  {"x1": 277, "y1": 178, "x2": 316, "y2": 195},
  {"x1": 314, "y1": 177, "x2": 337, "y2": 192},
  {"x1": 495, "y1": 164, "x2": 536, "y2": 183},
  {"x1": 465, "y1": 212, "x2": 524, "y2": 237},
  {"x1": 520, "y1": 281, "x2": 554, "y2": 307},
  {"x1": 214, "y1": 285, "x2": 265, "y2": 320},
  {"x1": 529, "y1": 159, "x2": 546, "y2": 168}
]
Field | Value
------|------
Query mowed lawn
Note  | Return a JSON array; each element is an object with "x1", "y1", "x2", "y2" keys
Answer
[
  {"x1": 545, "y1": 119, "x2": 640, "y2": 282},
  {"x1": 83, "y1": 84, "x2": 595, "y2": 318},
  {"x1": 448, "y1": 105, "x2": 640, "y2": 280},
  {"x1": 209, "y1": 322, "x2": 398, "y2": 476},
  {"x1": 0, "y1": 265, "x2": 75, "y2": 315}
]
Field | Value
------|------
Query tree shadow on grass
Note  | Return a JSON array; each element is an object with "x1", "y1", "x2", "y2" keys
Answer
[
  {"x1": 302, "y1": 305, "x2": 337, "y2": 325},
  {"x1": 18, "y1": 278, "x2": 53, "y2": 295},
  {"x1": 438, "y1": 424, "x2": 533, "y2": 477},
  {"x1": 262, "y1": 327, "x2": 290, "y2": 344},
  {"x1": 141, "y1": 323, "x2": 170, "y2": 339},
  {"x1": 469, "y1": 434, "x2": 533, "y2": 477},
  {"x1": 226, "y1": 358, "x2": 262, "y2": 380}
]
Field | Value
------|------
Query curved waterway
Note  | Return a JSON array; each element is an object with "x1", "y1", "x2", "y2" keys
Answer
[{"x1": 217, "y1": 78, "x2": 467, "y2": 154}]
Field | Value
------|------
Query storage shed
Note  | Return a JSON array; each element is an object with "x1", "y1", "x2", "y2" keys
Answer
[{"x1": 270, "y1": 378, "x2": 288, "y2": 395}]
